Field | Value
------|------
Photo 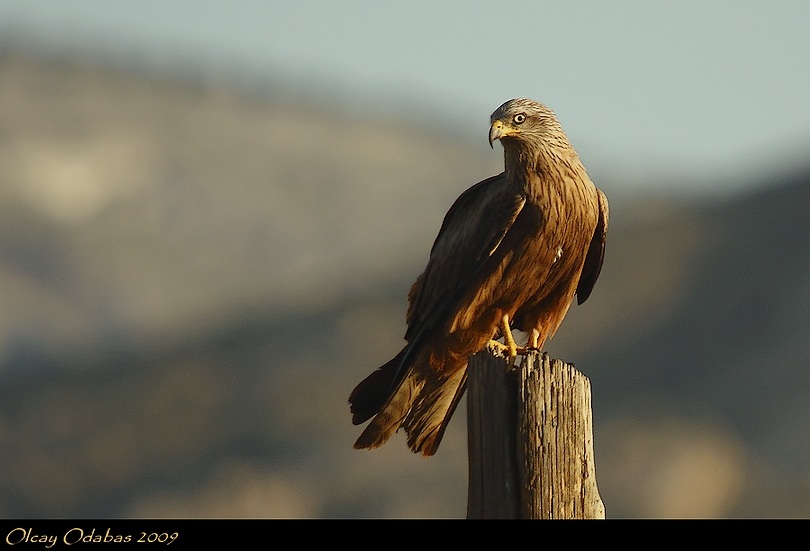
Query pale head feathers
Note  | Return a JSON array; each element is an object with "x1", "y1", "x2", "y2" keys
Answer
[{"x1": 489, "y1": 98, "x2": 570, "y2": 151}]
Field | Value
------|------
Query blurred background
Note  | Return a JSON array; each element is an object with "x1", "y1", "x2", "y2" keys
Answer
[{"x1": 0, "y1": 0, "x2": 809, "y2": 518}]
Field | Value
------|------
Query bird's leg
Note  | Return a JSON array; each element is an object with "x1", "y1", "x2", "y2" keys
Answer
[
  {"x1": 488, "y1": 314, "x2": 526, "y2": 358},
  {"x1": 486, "y1": 314, "x2": 525, "y2": 358},
  {"x1": 501, "y1": 314, "x2": 520, "y2": 358},
  {"x1": 527, "y1": 328, "x2": 540, "y2": 350}
]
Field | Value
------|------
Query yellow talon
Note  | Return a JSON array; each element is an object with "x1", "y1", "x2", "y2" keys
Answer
[
  {"x1": 486, "y1": 315, "x2": 540, "y2": 359},
  {"x1": 486, "y1": 339, "x2": 511, "y2": 355}
]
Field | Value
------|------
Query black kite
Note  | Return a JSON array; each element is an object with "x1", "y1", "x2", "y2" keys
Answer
[{"x1": 349, "y1": 98, "x2": 609, "y2": 455}]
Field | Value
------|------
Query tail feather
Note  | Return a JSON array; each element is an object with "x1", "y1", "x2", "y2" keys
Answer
[
  {"x1": 352, "y1": 370, "x2": 423, "y2": 450},
  {"x1": 349, "y1": 348, "x2": 408, "y2": 425},
  {"x1": 351, "y1": 342, "x2": 469, "y2": 456},
  {"x1": 403, "y1": 363, "x2": 468, "y2": 455}
]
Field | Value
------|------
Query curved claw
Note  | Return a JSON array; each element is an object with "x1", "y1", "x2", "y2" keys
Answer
[
  {"x1": 486, "y1": 339, "x2": 513, "y2": 357},
  {"x1": 486, "y1": 314, "x2": 521, "y2": 358}
]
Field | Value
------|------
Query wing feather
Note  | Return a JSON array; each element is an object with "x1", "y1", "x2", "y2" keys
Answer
[
  {"x1": 576, "y1": 187, "x2": 609, "y2": 304},
  {"x1": 405, "y1": 173, "x2": 525, "y2": 340}
]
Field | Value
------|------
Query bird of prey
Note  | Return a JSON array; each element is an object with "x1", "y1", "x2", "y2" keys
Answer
[{"x1": 349, "y1": 98, "x2": 608, "y2": 456}]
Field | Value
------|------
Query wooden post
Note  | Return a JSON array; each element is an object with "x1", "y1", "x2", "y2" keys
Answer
[{"x1": 466, "y1": 349, "x2": 605, "y2": 519}]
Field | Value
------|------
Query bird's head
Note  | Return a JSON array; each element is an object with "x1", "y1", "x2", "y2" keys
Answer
[{"x1": 488, "y1": 98, "x2": 567, "y2": 150}]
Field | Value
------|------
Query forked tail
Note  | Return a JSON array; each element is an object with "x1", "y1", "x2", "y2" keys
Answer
[{"x1": 349, "y1": 345, "x2": 468, "y2": 456}]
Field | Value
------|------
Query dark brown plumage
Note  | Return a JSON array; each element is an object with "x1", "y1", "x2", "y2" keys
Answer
[{"x1": 349, "y1": 98, "x2": 608, "y2": 456}]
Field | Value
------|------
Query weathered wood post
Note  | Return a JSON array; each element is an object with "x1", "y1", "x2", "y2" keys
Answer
[{"x1": 466, "y1": 349, "x2": 605, "y2": 519}]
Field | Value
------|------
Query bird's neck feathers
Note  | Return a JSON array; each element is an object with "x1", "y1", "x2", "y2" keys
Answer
[{"x1": 503, "y1": 135, "x2": 581, "y2": 187}]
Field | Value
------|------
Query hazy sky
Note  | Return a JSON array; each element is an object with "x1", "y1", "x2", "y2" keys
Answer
[{"x1": 2, "y1": 0, "x2": 810, "y2": 195}]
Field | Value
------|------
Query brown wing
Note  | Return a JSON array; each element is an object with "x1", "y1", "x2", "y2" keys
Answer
[
  {"x1": 351, "y1": 173, "x2": 525, "y2": 454},
  {"x1": 576, "y1": 187, "x2": 609, "y2": 304},
  {"x1": 405, "y1": 173, "x2": 526, "y2": 341}
]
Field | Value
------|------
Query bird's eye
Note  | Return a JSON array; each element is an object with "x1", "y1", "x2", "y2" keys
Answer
[{"x1": 513, "y1": 113, "x2": 527, "y2": 125}]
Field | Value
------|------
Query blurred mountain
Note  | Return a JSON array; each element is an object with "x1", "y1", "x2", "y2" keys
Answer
[{"x1": 0, "y1": 49, "x2": 808, "y2": 518}]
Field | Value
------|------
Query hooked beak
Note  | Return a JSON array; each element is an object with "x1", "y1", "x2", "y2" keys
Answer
[{"x1": 488, "y1": 119, "x2": 519, "y2": 148}]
